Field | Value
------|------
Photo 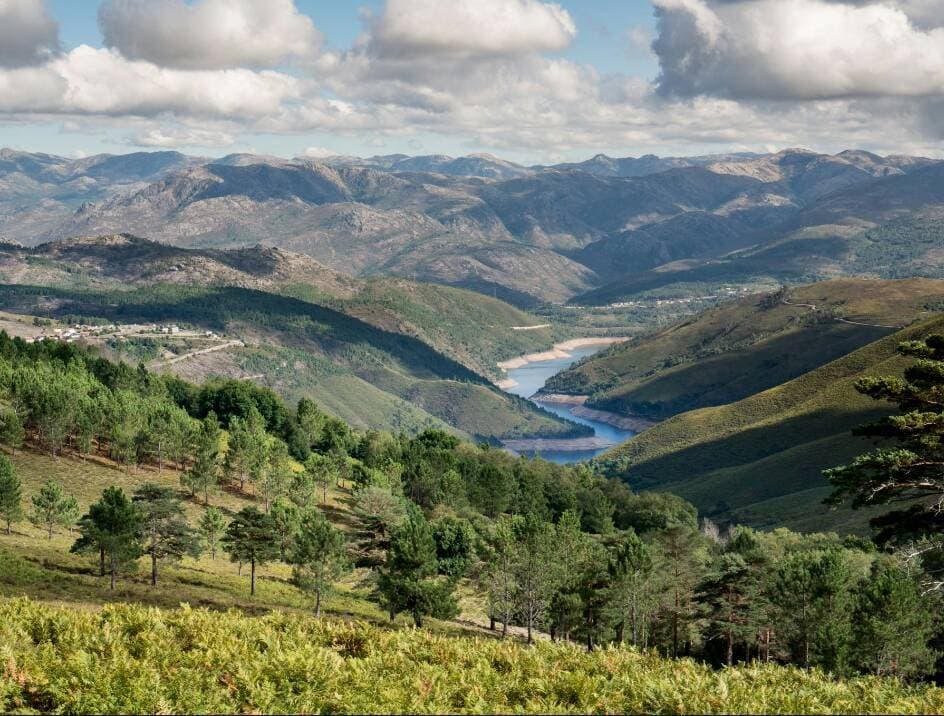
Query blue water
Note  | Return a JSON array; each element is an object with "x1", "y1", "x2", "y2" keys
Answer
[{"x1": 504, "y1": 346, "x2": 635, "y2": 464}]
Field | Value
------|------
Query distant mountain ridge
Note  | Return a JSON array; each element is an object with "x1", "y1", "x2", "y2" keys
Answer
[{"x1": 2, "y1": 146, "x2": 941, "y2": 306}]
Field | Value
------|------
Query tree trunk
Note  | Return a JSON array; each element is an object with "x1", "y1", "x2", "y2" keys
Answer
[
  {"x1": 489, "y1": 614, "x2": 496, "y2": 631},
  {"x1": 727, "y1": 629, "x2": 734, "y2": 666},
  {"x1": 501, "y1": 620, "x2": 508, "y2": 639},
  {"x1": 110, "y1": 559, "x2": 116, "y2": 590},
  {"x1": 527, "y1": 619, "x2": 533, "y2": 645},
  {"x1": 616, "y1": 621, "x2": 625, "y2": 644},
  {"x1": 5, "y1": 518, "x2": 10, "y2": 535},
  {"x1": 250, "y1": 557, "x2": 256, "y2": 596},
  {"x1": 151, "y1": 552, "x2": 158, "y2": 586},
  {"x1": 413, "y1": 611, "x2": 422, "y2": 628},
  {"x1": 99, "y1": 547, "x2": 105, "y2": 577},
  {"x1": 315, "y1": 588, "x2": 322, "y2": 618}
]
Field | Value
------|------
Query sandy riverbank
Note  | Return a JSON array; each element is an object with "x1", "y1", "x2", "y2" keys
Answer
[
  {"x1": 495, "y1": 337, "x2": 629, "y2": 386},
  {"x1": 502, "y1": 436, "x2": 617, "y2": 452},
  {"x1": 534, "y1": 394, "x2": 657, "y2": 432}
]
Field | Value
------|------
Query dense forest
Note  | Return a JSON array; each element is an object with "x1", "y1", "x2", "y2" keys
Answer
[{"x1": 0, "y1": 329, "x2": 942, "y2": 691}]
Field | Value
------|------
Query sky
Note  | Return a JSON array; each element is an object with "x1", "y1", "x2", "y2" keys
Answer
[{"x1": 1, "y1": 0, "x2": 943, "y2": 162}]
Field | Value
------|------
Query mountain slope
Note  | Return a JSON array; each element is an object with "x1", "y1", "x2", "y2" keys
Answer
[
  {"x1": 549, "y1": 279, "x2": 944, "y2": 421},
  {"x1": 594, "y1": 313, "x2": 944, "y2": 531}
]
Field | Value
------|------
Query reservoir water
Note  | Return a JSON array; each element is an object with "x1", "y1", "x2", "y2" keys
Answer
[{"x1": 504, "y1": 345, "x2": 636, "y2": 464}]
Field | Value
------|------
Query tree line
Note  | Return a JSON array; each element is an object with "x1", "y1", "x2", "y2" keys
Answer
[{"x1": 1, "y1": 331, "x2": 943, "y2": 682}]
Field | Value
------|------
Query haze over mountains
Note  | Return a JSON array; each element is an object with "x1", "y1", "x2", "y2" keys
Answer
[{"x1": 3, "y1": 146, "x2": 943, "y2": 308}]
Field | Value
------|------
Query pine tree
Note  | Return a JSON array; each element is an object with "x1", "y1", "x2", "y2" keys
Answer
[
  {"x1": 825, "y1": 334, "x2": 944, "y2": 542},
  {"x1": 0, "y1": 410, "x2": 24, "y2": 456},
  {"x1": 198, "y1": 507, "x2": 227, "y2": 559},
  {"x1": 132, "y1": 483, "x2": 201, "y2": 586},
  {"x1": 30, "y1": 479, "x2": 79, "y2": 539},
  {"x1": 512, "y1": 513, "x2": 559, "y2": 644},
  {"x1": 698, "y1": 553, "x2": 762, "y2": 666},
  {"x1": 182, "y1": 412, "x2": 222, "y2": 505},
  {"x1": 607, "y1": 529, "x2": 657, "y2": 647},
  {"x1": 853, "y1": 561, "x2": 937, "y2": 679},
  {"x1": 222, "y1": 506, "x2": 279, "y2": 596},
  {"x1": 270, "y1": 499, "x2": 301, "y2": 560},
  {"x1": 653, "y1": 524, "x2": 706, "y2": 658},
  {"x1": 378, "y1": 505, "x2": 458, "y2": 627},
  {"x1": 288, "y1": 509, "x2": 349, "y2": 617},
  {"x1": 72, "y1": 486, "x2": 142, "y2": 589},
  {"x1": 0, "y1": 455, "x2": 22, "y2": 534}
]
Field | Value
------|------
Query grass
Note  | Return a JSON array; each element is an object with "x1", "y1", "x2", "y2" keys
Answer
[
  {"x1": 2, "y1": 597, "x2": 942, "y2": 714},
  {"x1": 550, "y1": 278, "x2": 944, "y2": 422},
  {"x1": 595, "y1": 312, "x2": 944, "y2": 532}
]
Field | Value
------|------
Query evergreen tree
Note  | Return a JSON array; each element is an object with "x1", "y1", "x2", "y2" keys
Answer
[
  {"x1": 305, "y1": 453, "x2": 334, "y2": 506},
  {"x1": 481, "y1": 515, "x2": 517, "y2": 637},
  {"x1": 260, "y1": 438, "x2": 292, "y2": 513},
  {"x1": 30, "y1": 479, "x2": 79, "y2": 539},
  {"x1": 288, "y1": 509, "x2": 349, "y2": 617},
  {"x1": 182, "y1": 412, "x2": 222, "y2": 505},
  {"x1": 654, "y1": 524, "x2": 706, "y2": 658},
  {"x1": 222, "y1": 506, "x2": 279, "y2": 596},
  {"x1": 775, "y1": 550, "x2": 856, "y2": 672},
  {"x1": 825, "y1": 334, "x2": 944, "y2": 542},
  {"x1": 378, "y1": 506, "x2": 458, "y2": 627},
  {"x1": 513, "y1": 513, "x2": 559, "y2": 644},
  {"x1": 270, "y1": 499, "x2": 301, "y2": 560},
  {"x1": 72, "y1": 486, "x2": 142, "y2": 589},
  {"x1": 132, "y1": 483, "x2": 201, "y2": 586},
  {"x1": 853, "y1": 562, "x2": 937, "y2": 679},
  {"x1": 198, "y1": 506, "x2": 227, "y2": 559},
  {"x1": 0, "y1": 410, "x2": 24, "y2": 456},
  {"x1": 0, "y1": 455, "x2": 22, "y2": 534},
  {"x1": 607, "y1": 529, "x2": 657, "y2": 647},
  {"x1": 698, "y1": 553, "x2": 763, "y2": 666}
]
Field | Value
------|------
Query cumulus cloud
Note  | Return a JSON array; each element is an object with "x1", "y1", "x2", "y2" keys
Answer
[
  {"x1": 0, "y1": 45, "x2": 301, "y2": 118},
  {"x1": 369, "y1": 0, "x2": 576, "y2": 58},
  {"x1": 98, "y1": 0, "x2": 321, "y2": 70},
  {"x1": 129, "y1": 126, "x2": 237, "y2": 148},
  {"x1": 653, "y1": 0, "x2": 944, "y2": 100},
  {"x1": 0, "y1": 0, "x2": 59, "y2": 68}
]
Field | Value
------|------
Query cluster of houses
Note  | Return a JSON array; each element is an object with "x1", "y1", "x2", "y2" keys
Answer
[{"x1": 25, "y1": 322, "x2": 216, "y2": 344}]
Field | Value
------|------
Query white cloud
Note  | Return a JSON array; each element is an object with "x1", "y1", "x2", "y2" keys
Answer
[
  {"x1": 49, "y1": 46, "x2": 301, "y2": 118},
  {"x1": 303, "y1": 146, "x2": 338, "y2": 158},
  {"x1": 98, "y1": 0, "x2": 321, "y2": 70},
  {"x1": 653, "y1": 0, "x2": 944, "y2": 100},
  {"x1": 130, "y1": 126, "x2": 236, "y2": 148},
  {"x1": 0, "y1": 0, "x2": 58, "y2": 67},
  {"x1": 369, "y1": 0, "x2": 576, "y2": 58}
]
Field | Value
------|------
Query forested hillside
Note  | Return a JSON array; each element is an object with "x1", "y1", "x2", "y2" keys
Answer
[{"x1": 0, "y1": 331, "x2": 942, "y2": 700}]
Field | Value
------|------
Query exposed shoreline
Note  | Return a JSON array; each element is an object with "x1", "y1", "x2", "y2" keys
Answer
[
  {"x1": 534, "y1": 394, "x2": 657, "y2": 433},
  {"x1": 495, "y1": 337, "x2": 628, "y2": 389},
  {"x1": 502, "y1": 436, "x2": 617, "y2": 452}
]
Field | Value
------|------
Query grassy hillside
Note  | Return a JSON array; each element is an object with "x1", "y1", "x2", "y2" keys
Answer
[
  {"x1": 594, "y1": 313, "x2": 944, "y2": 531},
  {"x1": 0, "y1": 449, "x2": 390, "y2": 621},
  {"x1": 549, "y1": 279, "x2": 944, "y2": 422},
  {"x1": 0, "y1": 236, "x2": 562, "y2": 382},
  {"x1": 0, "y1": 283, "x2": 587, "y2": 443},
  {"x1": 3, "y1": 598, "x2": 941, "y2": 715}
]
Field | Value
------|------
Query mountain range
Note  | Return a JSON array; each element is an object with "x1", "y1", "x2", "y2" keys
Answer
[{"x1": 3, "y1": 146, "x2": 942, "y2": 307}]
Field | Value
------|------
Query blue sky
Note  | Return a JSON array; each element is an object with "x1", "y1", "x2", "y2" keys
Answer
[{"x1": 2, "y1": 0, "x2": 942, "y2": 161}]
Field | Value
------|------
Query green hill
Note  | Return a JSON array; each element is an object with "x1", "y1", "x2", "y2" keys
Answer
[
  {"x1": 594, "y1": 312, "x2": 944, "y2": 532},
  {"x1": 0, "y1": 283, "x2": 585, "y2": 443},
  {"x1": 549, "y1": 279, "x2": 944, "y2": 422}
]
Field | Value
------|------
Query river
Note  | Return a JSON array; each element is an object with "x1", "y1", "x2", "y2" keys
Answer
[{"x1": 503, "y1": 345, "x2": 636, "y2": 464}]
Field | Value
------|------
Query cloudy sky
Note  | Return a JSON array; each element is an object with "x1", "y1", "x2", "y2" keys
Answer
[{"x1": 2, "y1": 0, "x2": 943, "y2": 161}]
